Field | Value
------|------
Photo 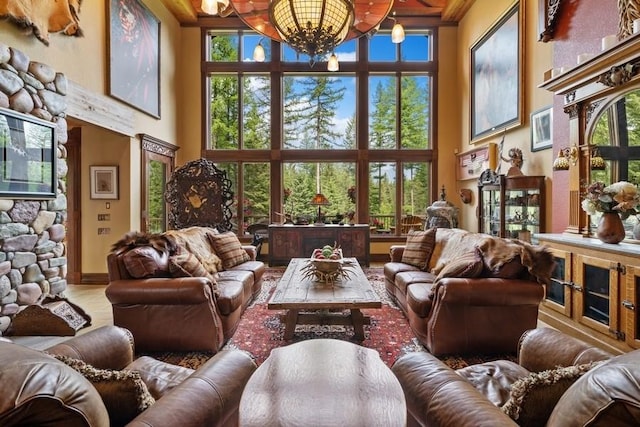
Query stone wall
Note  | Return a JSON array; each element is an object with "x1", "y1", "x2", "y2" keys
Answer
[{"x1": 0, "y1": 43, "x2": 68, "y2": 335}]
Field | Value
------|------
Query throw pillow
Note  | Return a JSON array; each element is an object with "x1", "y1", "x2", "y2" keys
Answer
[
  {"x1": 435, "y1": 247, "x2": 484, "y2": 281},
  {"x1": 501, "y1": 362, "x2": 601, "y2": 427},
  {"x1": 52, "y1": 355, "x2": 155, "y2": 427},
  {"x1": 209, "y1": 231, "x2": 251, "y2": 270},
  {"x1": 401, "y1": 228, "x2": 437, "y2": 271},
  {"x1": 122, "y1": 246, "x2": 169, "y2": 279},
  {"x1": 168, "y1": 249, "x2": 217, "y2": 284}
]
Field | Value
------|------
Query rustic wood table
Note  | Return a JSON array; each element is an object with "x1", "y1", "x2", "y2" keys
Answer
[
  {"x1": 239, "y1": 339, "x2": 407, "y2": 427},
  {"x1": 268, "y1": 257, "x2": 382, "y2": 340}
]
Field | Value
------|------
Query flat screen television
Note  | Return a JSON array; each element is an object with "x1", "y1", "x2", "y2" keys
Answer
[{"x1": 0, "y1": 108, "x2": 57, "y2": 199}]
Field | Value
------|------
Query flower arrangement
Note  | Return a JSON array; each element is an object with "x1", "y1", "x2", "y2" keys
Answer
[{"x1": 581, "y1": 181, "x2": 640, "y2": 219}]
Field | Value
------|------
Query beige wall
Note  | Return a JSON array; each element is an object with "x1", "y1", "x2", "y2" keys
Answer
[
  {"x1": 454, "y1": 0, "x2": 553, "y2": 231},
  {"x1": 0, "y1": 0, "x2": 183, "y2": 274}
]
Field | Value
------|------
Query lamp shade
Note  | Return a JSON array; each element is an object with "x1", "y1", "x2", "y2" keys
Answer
[
  {"x1": 553, "y1": 150, "x2": 570, "y2": 171},
  {"x1": 253, "y1": 42, "x2": 266, "y2": 62},
  {"x1": 310, "y1": 193, "x2": 330, "y2": 206},
  {"x1": 327, "y1": 53, "x2": 339, "y2": 71},
  {"x1": 391, "y1": 22, "x2": 405, "y2": 43}
]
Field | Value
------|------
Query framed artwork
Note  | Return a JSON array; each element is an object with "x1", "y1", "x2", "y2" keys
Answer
[
  {"x1": 0, "y1": 108, "x2": 57, "y2": 199},
  {"x1": 531, "y1": 106, "x2": 553, "y2": 151},
  {"x1": 90, "y1": 166, "x2": 119, "y2": 200},
  {"x1": 108, "y1": 0, "x2": 161, "y2": 118},
  {"x1": 470, "y1": 2, "x2": 523, "y2": 143}
]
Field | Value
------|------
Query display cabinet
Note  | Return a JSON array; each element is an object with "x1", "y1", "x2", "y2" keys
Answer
[
  {"x1": 536, "y1": 233, "x2": 640, "y2": 354},
  {"x1": 477, "y1": 170, "x2": 545, "y2": 241}
]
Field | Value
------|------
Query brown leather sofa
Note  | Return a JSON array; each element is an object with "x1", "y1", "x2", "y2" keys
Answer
[
  {"x1": 0, "y1": 325, "x2": 257, "y2": 427},
  {"x1": 106, "y1": 227, "x2": 265, "y2": 352},
  {"x1": 392, "y1": 327, "x2": 640, "y2": 427},
  {"x1": 384, "y1": 228, "x2": 553, "y2": 355}
]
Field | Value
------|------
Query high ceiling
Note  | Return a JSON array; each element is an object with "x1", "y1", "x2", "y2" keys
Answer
[{"x1": 159, "y1": 0, "x2": 474, "y2": 25}]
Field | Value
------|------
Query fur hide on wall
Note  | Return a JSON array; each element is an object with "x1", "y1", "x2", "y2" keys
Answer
[{"x1": 0, "y1": 0, "x2": 83, "y2": 45}]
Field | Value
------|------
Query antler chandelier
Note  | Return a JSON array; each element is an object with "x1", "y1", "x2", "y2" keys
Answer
[{"x1": 225, "y1": 0, "x2": 396, "y2": 61}]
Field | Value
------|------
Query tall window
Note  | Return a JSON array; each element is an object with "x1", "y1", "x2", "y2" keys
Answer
[{"x1": 203, "y1": 29, "x2": 436, "y2": 237}]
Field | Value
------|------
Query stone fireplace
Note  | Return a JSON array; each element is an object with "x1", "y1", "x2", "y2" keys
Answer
[{"x1": 0, "y1": 43, "x2": 68, "y2": 334}]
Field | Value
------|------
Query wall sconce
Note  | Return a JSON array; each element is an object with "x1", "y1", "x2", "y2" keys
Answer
[
  {"x1": 590, "y1": 147, "x2": 606, "y2": 170},
  {"x1": 553, "y1": 146, "x2": 578, "y2": 171}
]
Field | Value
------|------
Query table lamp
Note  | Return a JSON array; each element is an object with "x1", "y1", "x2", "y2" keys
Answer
[{"x1": 310, "y1": 193, "x2": 330, "y2": 225}]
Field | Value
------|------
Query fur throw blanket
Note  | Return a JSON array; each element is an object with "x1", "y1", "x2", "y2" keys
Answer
[
  {"x1": 111, "y1": 231, "x2": 177, "y2": 256},
  {"x1": 431, "y1": 228, "x2": 555, "y2": 285}
]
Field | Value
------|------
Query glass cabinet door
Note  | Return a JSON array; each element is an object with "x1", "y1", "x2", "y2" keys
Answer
[
  {"x1": 573, "y1": 254, "x2": 621, "y2": 338},
  {"x1": 504, "y1": 187, "x2": 541, "y2": 241},
  {"x1": 481, "y1": 187, "x2": 502, "y2": 236},
  {"x1": 544, "y1": 247, "x2": 572, "y2": 317}
]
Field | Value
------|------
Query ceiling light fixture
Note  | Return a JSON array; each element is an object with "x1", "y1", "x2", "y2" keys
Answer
[
  {"x1": 202, "y1": 0, "x2": 230, "y2": 16},
  {"x1": 390, "y1": 12, "x2": 405, "y2": 44},
  {"x1": 269, "y1": 0, "x2": 353, "y2": 61},
  {"x1": 227, "y1": 0, "x2": 395, "y2": 63},
  {"x1": 327, "y1": 53, "x2": 339, "y2": 71},
  {"x1": 253, "y1": 38, "x2": 266, "y2": 62}
]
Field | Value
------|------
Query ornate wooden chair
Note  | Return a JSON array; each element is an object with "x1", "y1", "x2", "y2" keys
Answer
[{"x1": 165, "y1": 158, "x2": 234, "y2": 231}]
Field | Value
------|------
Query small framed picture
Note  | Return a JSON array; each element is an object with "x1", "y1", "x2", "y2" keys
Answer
[
  {"x1": 531, "y1": 106, "x2": 552, "y2": 151},
  {"x1": 90, "y1": 166, "x2": 119, "y2": 200}
]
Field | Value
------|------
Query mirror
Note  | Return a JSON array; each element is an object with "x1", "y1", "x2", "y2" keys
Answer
[{"x1": 589, "y1": 88, "x2": 640, "y2": 238}]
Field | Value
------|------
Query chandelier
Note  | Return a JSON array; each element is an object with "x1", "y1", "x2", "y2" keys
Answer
[
  {"x1": 220, "y1": 0, "x2": 398, "y2": 63},
  {"x1": 270, "y1": 0, "x2": 354, "y2": 58}
]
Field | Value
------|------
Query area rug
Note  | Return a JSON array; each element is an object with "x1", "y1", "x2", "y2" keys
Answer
[{"x1": 148, "y1": 267, "x2": 516, "y2": 369}]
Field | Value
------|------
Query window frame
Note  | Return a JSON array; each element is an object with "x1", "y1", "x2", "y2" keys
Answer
[{"x1": 200, "y1": 22, "x2": 439, "y2": 238}]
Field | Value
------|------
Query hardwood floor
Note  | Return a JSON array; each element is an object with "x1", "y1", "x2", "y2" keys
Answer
[{"x1": 10, "y1": 284, "x2": 112, "y2": 350}]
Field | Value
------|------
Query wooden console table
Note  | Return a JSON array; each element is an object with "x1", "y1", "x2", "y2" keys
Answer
[{"x1": 268, "y1": 224, "x2": 370, "y2": 266}]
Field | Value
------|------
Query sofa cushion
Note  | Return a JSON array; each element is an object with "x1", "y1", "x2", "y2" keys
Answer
[
  {"x1": 547, "y1": 351, "x2": 640, "y2": 426},
  {"x1": 401, "y1": 228, "x2": 437, "y2": 270},
  {"x1": 168, "y1": 249, "x2": 217, "y2": 285},
  {"x1": 435, "y1": 247, "x2": 484, "y2": 281},
  {"x1": 122, "y1": 246, "x2": 169, "y2": 278},
  {"x1": 501, "y1": 362, "x2": 600, "y2": 427},
  {"x1": 210, "y1": 231, "x2": 251, "y2": 270},
  {"x1": 52, "y1": 354, "x2": 156, "y2": 427},
  {"x1": 406, "y1": 283, "x2": 435, "y2": 317},
  {"x1": 125, "y1": 356, "x2": 194, "y2": 400},
  {"x1": 456, "y1": 359, "x2": 530, "y2": 407}
]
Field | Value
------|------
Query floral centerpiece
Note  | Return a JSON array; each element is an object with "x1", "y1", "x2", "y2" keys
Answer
[
  {"x1": 581, "y1": 181, "x2": 640, "y2": 243},
  {"x1": 581, "y1": 181, "x2": 640, "y2": 219}
]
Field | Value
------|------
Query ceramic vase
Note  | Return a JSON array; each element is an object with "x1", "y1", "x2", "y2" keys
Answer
[{"x1": 596, "y1": 212, "x2": 626, "y2": 244}]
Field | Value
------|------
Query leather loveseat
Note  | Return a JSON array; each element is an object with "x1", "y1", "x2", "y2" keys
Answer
[
  {"x1": 0, "y1": 325, "x2": 257, "y2": 427},
  {"x1": 106, "y1": 226, "x2": 265, "y2": 352},
  {"x1": 392, "y1": 327, "x2": 640, "y2": 426},
  {"x1": 384, "y1": 227, "x2": 554, "y2": 355}
]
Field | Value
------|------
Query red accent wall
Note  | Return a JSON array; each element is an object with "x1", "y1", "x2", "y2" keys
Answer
[{"x1": 550, "y1": 1, "x2": 618, "y2": 232}]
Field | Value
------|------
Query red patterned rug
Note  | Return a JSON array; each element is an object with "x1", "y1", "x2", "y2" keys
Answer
[
  {"x1": 150, "y1": 267, "x2": 515, "y2": 369},
  {"x1": 223, "y1": 267, "x2": 423, "y2": 366}
]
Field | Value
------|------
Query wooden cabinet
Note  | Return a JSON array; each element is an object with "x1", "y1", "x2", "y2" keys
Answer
[
  {"x1": 268, "y1": 224, "x2": 370, "y2": 267},
  {"x1": 478, "y1": 170, "x2": 545, "y2": 241},
  {"x1": 537, "y1": 234, "x2": 640, "y2": 354}
]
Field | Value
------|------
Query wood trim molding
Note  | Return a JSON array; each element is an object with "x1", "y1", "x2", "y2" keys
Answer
[{"x1": 441, "y1": 0, "x2": 476, "y2": 22}]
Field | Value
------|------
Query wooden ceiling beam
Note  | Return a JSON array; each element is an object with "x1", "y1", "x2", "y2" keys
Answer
[
  {"x1": 159, "y1": 0, "x2": 199, "y2": 24},
  {"x1": 440, "y1": 0, "x2": 475, "y2": 21}
]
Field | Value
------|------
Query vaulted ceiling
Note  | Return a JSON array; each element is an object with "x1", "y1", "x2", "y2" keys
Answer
[{"x1": 160, "y1": 0, "x2": 474, "y2": 25}]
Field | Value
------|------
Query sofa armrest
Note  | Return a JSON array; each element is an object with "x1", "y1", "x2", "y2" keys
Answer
[
  {"x1": 517, "y1": 328, "x2": 614, "y2": 372},
  {"x1": 392, "y1": 351, "x2": 517, "y2": 427},
  {"x1": 432, "y1": 277, "x2": 544, "y2": 306},
  {"x1": 127, "y1": 350, "x2": 257, "y2": 427},
  {"x1": 106, "y1": 277, "x2": 216, "y2": 305},
  {"x1": 389, "y1": 245, "x2": 405, "y2": 262},
  {"x1": 242, "y1": 245, "x2": 257, "y2": 260},
  {"x1": 45, "y1": 325, "x2": 134, "y2": 370}
]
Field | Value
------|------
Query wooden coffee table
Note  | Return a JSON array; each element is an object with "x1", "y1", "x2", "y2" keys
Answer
[
  {"x1": 268, "y1": 257, "x2": 382, "y2": 340},
  {"x1": 239, "y1": 339, "x2": 406, "y2": 426}
]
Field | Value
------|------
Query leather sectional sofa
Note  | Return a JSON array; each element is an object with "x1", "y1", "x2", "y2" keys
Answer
[
  {"x1": 106, "y1": 226, "x2": 265, "y2": 353},
  {"x1": 392, "y1": 327, "x2": 640, "y2": 426},
  {"x1": 0, "y1": 325, "x2": 257, "y2": 427},
  {"x1": 384, "y1": 227, "x2": 554, "y2": 356}
]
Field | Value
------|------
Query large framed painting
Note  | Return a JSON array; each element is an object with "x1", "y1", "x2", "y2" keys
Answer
[
  {"x1": 470, "y1": 2, "x2": 523, "y2": 143},
  {"x1": 108, "y1": 0, "x2": 161, "y2": 118},
  {"x1": 0, "y1": 108, "x2": 57, "y2": 199}
]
